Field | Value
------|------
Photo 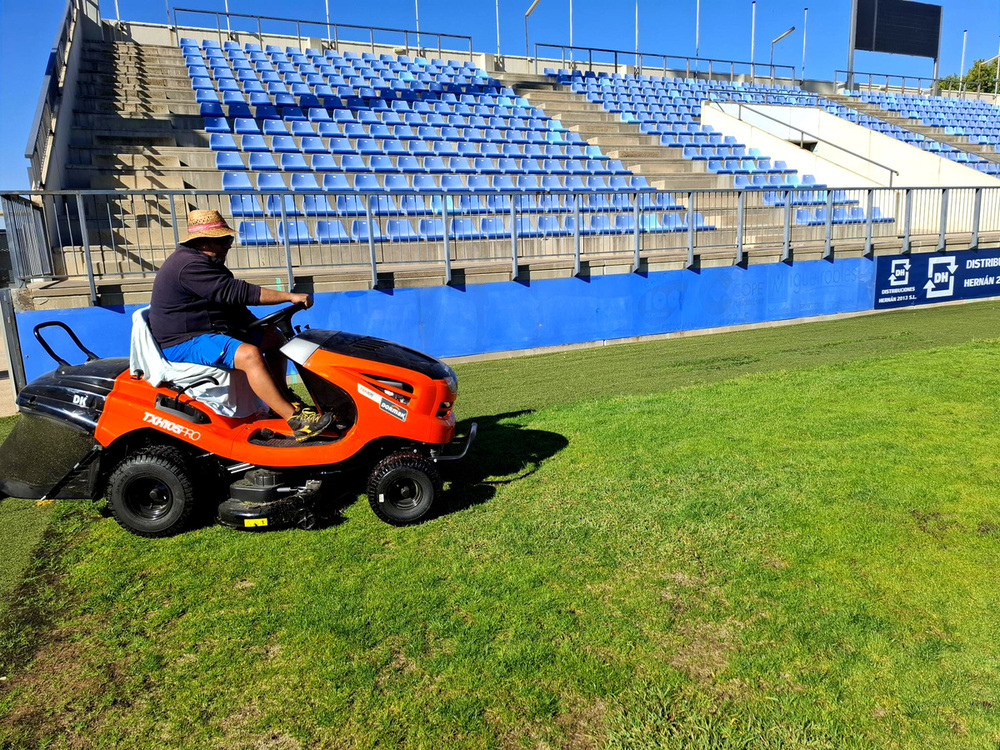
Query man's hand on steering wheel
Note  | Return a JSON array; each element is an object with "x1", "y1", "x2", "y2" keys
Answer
[{"x1": 288, "y1": 292, "x2": 312, "y2": 308}]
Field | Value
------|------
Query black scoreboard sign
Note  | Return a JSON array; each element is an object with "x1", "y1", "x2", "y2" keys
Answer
[{"x1": 855, "y1": 0, "x2": 942, "y2": 59}]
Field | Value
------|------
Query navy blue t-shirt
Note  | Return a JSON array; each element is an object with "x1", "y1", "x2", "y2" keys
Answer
[{"x1": 149, "y1": 245, "x2": 262, "y2": 348}]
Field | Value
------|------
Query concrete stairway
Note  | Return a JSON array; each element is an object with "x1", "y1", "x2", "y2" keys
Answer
[
  {"x1": 502, "y1": 73, "x2": 731, "y2": 191},
  {"x1": 67, "y1": 40, "x2": 220, "y2": 191},
  {"x1": 828, "y1": 93, "x2": 1000, "y2": 165}
]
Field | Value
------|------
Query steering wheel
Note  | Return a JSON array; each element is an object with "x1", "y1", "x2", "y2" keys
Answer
[{"x1": 245, "y1": 301, "x2": 308, "y2": 338}]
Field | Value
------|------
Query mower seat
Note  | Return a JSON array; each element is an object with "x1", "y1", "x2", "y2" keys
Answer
[{"x1": 129, "y1": 307, "x2": 262, "y2": 418}]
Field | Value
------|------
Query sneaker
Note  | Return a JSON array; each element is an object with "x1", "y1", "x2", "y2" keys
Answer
[{"x1": 287, "y1": 408, "x2": 334, "y2": 443}]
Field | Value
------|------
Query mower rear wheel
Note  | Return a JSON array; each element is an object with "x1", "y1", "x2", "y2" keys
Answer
[
  {"x1": 106, "y1": 449, "x2": 197, "y2": 538},
  {"x1": 367, "y1": 452, "x2": 441, "y2": 526}
]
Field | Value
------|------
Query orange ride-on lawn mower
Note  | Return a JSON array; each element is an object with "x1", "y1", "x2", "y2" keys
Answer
[{"x1": 0, "y1": 303, "x2": 476, "y2": 536}]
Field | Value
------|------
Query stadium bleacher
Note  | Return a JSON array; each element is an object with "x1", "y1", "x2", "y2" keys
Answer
[
  {"x1": 546, "y1": 68, "x2": 890, "y2": 226},
  {"x1": 827, "y1": 92, "x2": 1000, "y2": 176},
  {"x1": 181, "y1": 38, "x2": 718, "y2": 244}
]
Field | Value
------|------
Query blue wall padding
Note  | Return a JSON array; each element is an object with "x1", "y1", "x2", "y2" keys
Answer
[{"x1": 15, "y1": 258, "x2": 876, "y2": 382}]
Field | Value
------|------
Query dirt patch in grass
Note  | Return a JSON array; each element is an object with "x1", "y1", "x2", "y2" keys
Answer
[
  {"x1": 1, "y1": 621, "x2": 126, "y2": 747},
  {"x1": 217, "y1": 700, "x2": 305, "y2": 750},
  {"x1": 910, "y1": 509, "x2": 958, "y2": 539},
  {"x1": 0, "y1": 513, "x2": 74, "y2": 678},
  {"x1": 554, "y1": 696, "x2": 607, "y2": 750},
  {"x1": 669, "y1": 619, "x2": 742, "y2": 682},
  {"x1": 977, "y1": 522, "x2": 998, "y2": 536}
]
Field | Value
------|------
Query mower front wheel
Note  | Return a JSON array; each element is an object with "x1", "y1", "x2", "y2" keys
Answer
[
  {"x1": 106, "y1": 448, "x2": 197, "y2": 538},
  {"x1": 367, "y1": 452, "x2": 441, "y2": 526}
]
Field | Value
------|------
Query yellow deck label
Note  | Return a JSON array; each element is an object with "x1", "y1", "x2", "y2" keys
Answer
[{"x1": 244, "y1": 518, "x2": 268, "y2": 528}]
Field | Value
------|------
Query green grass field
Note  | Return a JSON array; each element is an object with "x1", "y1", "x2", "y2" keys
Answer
[{"x1": 2, "y1": 303, "x2": 1000, "y2": 748}]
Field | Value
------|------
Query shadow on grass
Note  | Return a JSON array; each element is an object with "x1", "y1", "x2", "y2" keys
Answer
[{"x1": 433, "y1": 410, "x2": 569, "y2": 519}]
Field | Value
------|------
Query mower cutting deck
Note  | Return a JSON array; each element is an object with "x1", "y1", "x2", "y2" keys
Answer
[{"x1": 0, "y1": 304, "x2": 475, "y2": 536}]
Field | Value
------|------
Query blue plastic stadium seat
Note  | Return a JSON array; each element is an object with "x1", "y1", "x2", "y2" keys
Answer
[
  {"x1": 418, "y1": 219, "x2": 445, "y2": 240},
  {"x1": 203, "y1": 117, "x2": 231, "y2": 133},
  {"x1": 278, "y1": 221, "x2": 314, "y2": 244},
  {"x1": 386, "y1": 219, "x2": 418, "y2": 241},
  {"x1": 350, "y1": 220, "x2": 384, "y2": 242},
  {"x1": 302, "y1": 195, "x2": 335, "y2": 215},
  {"x1": 247, "y1": 153, "x2": 278, "y2": 170},
  {"x1": 270, "y1": 135, "x2": 298, "y2": 153},
  {"x1": 235, "y1": 135, "x2": 264, "y2": 153},
  {"x1": 336, "y1": 195, "x2": 366, "y2": 216},
  {"x1": 315, "y1": 220, "x2": 351, "y2": 243},
  {"x1": 277, "y1": 153, "x2": 307, "y2": 171},
  {"x1": 229, "y1": 195, "x2": 264, "y2": 217},
  {"x1": 238, "y1": 221, "x2": 276, "y2": 245},
  {"x1": 233, "y1": 118, "x2": 261, "y2": 135},
  {"x1": 215, "y1": 152, "x2": 246, "y2": 170},
  {"x1": 265, "y1": 195, "x2": 300, "y2": 217},
  {"x1": 401, "y1": 196, "x2": 431, "y2": 215},
  {"x1": 255, "y1": 173, "x2": 286, "y2": 192},
  {"x1": 221, "y1": 172, "x2": 253, "y2": 191},
  {"x1": 536, "y1": 215, "x2": 567, "y2": 236},
  {"x1": 286, "y1": 173, "x2": 319, "y2": 191},
  {"x1": 449, "y1": 218, "x2": 480, "y2": 240}
]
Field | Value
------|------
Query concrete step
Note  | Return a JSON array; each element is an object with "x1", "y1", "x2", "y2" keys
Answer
[
  {"x1": 540, "y1": 110, "x2": 624, "y2": 124},
  {"x1": 75, "y1": 101, "x2": 202, "y2": 116},
  {"x1": 589, "y1": 135, "x2": 662, "y2": 149},
  {"x1": 647, "y1": 174, "x2": 732, "y2": 190},
  {"x1": 76, "y1": 82, "x2": 196, "y2": 98},
  {"x1": 566, "y1": 122, "x2": 636, "y2": 136},
  {"x1": 62, "y1": 164, "x2": 202, "y2": 190},
  {"x1": 78, "y1": 61, "x2": 190, "y2": 77},
  {"x1": 73, "y1": 113, "x2": 204, "y2": 131},
  {"x1": 630, "y1": 160, "x2": 705, "y2": 175}
]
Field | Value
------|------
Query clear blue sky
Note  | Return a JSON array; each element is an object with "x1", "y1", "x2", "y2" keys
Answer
[{"x1": 1, "y1": 0, "x2": 998, "y2": 188}]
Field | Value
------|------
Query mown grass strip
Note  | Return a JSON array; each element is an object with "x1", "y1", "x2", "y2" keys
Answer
[{"x1": 1, "y1": 336, "x2": 999, "y2": 748}]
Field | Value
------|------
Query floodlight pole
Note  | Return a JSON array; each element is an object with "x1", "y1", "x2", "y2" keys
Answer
[
  {"x1": 847, "y1": 0, "x2": 858, "y2": 91},
  {"x1": 325, "y1": 0, "x2": 331, "y2": 45},
  {"x1": 750, "y1": 1, "x2": 756, "y2": 82},
  {"x1": 114, "y1": 0, "x2": 120, "y2": 21},
  {"x1": 415, "y1": 0, "x2": 421, "y2": 51},
  {"x1": 224, "y1": 0, "x2": 230, "y2": 34},
  {"x1": 496, "y1": 0, "x2": 501, "y2": 57},
  {"x1": 525, "y1": 0, "x2": 541, "y2": 58},
  {"x1": 635, "y1": 0, "x2": 639, "y2": 67},
  {"x1": 959, "y1": 29, "x2": 968, "y2": 94},
  {"x1": 695, "y1": 0, "x2": 701, "y2": 58},
  {"x1": 770, "y1": 26, "x2": 794, "y2": 82},
  {"x1": 569, "y1": 0, "x2": 573, "y2": 49},
  {"x1": 801, "y1": 7, "x2": 808, "y2": 81}
]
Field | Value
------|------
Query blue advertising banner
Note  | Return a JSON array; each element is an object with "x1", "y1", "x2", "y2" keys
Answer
[
  {"x1": 14, "y1": 258, "x2": 875, "y2": 383},
  {"x1": 874, "y1": 247, "x2": 1000, "y2": 309}
]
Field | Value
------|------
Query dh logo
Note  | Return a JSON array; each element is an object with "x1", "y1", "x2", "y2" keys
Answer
[
  {"x1": 924, "y1": 256, "x2": 957, "y2": 299},
  {"x1": 889, "y1": 259, "x2": 910, "y2": 287}
]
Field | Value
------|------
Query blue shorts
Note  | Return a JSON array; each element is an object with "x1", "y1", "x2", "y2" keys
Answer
[{"x1": 162, "y1": 332, "x2": 254, "y2": 369}]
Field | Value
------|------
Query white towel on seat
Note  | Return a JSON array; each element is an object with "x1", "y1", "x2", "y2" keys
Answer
[{"x1": 129, "y1": 307, "x2": 262, "y2": 418}]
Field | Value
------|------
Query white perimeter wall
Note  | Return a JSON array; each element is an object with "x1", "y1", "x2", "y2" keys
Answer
[
  {"x1": 702, "y1": 102, "x2": 1000, "y2": 233},
  {"x1": 705, "y1": 103, "x2": 999, "y2": 189}
]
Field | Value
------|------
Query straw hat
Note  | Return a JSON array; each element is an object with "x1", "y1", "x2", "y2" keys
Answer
[{"x1": 181, "y1": 209, "x2": 236, "y2": 243}]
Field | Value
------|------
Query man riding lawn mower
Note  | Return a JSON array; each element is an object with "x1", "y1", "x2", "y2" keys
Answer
[
  {"x1": 0, "y1": 210, "x2": 476, "y2": 536},
  {"x1": 149, "y1": 209, "x2": 333, "y2": 443}
]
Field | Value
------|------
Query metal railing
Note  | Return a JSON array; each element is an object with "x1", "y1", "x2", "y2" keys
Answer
[
  {"x1": 3, "y1": 186, "x2": 1000, "y2": 304},
  {"x1": 171, "y1": 8, "x2": 474, "y2": 61},
  {"x1": 726, "y1": 103, "x2": 900, "y2": 186},
  {"x1": 535, "y1": 43, "x2": 797, "y2": 86},
  {"x1": 835, "y1": 70, "x2": 939, "y2": 96},
  {"x1": 24, "y1": 0, "x2": 83, "y2": 188}
]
